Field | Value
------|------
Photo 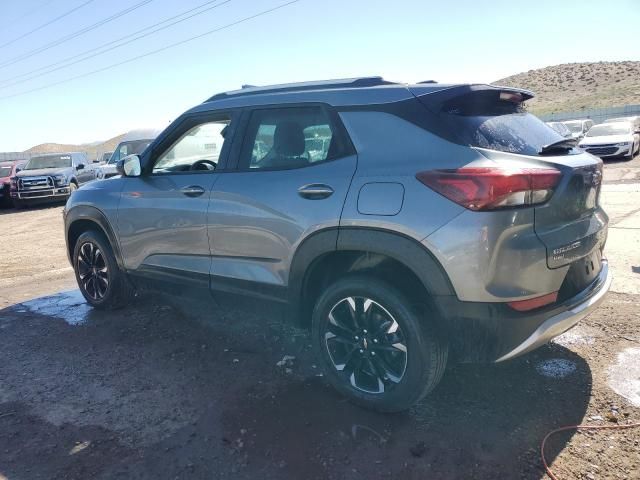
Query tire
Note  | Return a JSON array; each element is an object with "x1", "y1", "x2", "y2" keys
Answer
[
  {"x1": 625, "y1": 142, "x2": 636, "y2": 161},
  {"x1": 311, "y1": 275, "x2": 448, "y2": 412},
  {"x1": 72, "y1": 229, "x2": 132, "y2": 309}
]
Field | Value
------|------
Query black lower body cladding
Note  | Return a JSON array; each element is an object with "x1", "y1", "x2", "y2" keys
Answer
[{"x1": 442, "y1": 260, "x2": 610, "y2": 363}]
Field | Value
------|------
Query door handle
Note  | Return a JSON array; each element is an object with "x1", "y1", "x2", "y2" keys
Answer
[
  {"x1": 180, "y1": 185, "x2": 205, "y2": 197},
  {"x1": 298, "y1": 183, "x2": 334, "y2": 200}
]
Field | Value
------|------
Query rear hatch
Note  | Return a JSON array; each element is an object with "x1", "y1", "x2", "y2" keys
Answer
[
  {"x1": 530, "y1": 152, "x2": 607, "y2": 300},
  {"x1": 410, "y1": 84, "x2": 608, "y2": 297}
]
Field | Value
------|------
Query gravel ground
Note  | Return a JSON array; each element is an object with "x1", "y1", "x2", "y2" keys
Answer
[{"x1": 0, "y1": 157, "x2": 639, "y2": 480}]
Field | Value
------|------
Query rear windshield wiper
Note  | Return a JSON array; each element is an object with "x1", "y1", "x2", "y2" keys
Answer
[{"x1": 539, "y1": 138, "x2": 578, "y2": 155}]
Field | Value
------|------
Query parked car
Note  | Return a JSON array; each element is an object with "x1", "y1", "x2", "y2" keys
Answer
[
  {"x1": 604, "y1": 116, "x2": 640, "y2": 133},
  {"x1": 11, "y1": 152, "x2": 95, "y2": 208},
  {"x1": 546, "y1": 121, "x2": 572, "y2": 138},
  {"x1": 96, "y1": 129, "x2": 160, "y2": 179},
  {"x1": 562, "y1": 119, "x2": 594, "y2": 140},
  {"x1": 578, "y1": 121, "x2": 640, "y2": 160},
  {"x1": 0, "y1": 160, "x2": 26, "y2": 207},
  {"x1": 96, "y1": 151, "x2": 113, "y2": 164},
  {"x1": 64, "y1": 78, "x2": 610, "y2": 411}
]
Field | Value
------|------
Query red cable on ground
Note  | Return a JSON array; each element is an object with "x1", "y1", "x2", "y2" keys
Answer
[{"x1": 541, "y1": 421, "x2": 640, "y2": 480}]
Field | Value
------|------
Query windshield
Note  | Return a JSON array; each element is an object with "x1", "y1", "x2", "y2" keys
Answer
[
  {"x1": 563, "y1": 121, "x2": 583, "y2": 133},
  {"x1": 24, "y1": 154, "x2": 72, "y2": 170},
  {"x1": 586, "y1": 123, "x2": 631, "y2": 136},
  {"x1": 0, "y1": 166, "x2": 12, "y2": 177}
]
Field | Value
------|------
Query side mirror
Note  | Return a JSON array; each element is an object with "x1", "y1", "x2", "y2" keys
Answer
[
  {"x1": 76, "y1": 164, "x2": 85, "y2": 170},
  {"x1": 117, "y1": 154, "x2": 141, "y2": 177},
  {"x1": 15, "y1": 167, "x2": 22, "y2": 173}
]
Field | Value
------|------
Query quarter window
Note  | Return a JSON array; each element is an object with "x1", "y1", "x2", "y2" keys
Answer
[
  {"x1": 241, "y1": 107, "x2": 345, "y2": 170},
  {"x1": 153, "y1": 119, "x2": 230, "y2": 174}
]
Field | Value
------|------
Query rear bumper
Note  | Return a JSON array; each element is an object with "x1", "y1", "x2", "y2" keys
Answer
[
  {"x1": 495, "y1": 259, "x2": 611, "y2": 361},
  {"x1": 440, "y1": 259, "x2": 611, "y2": 362}
]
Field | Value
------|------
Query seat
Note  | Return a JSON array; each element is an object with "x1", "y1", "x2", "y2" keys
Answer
[{"x1": 260, "y1": 121, "x2": 309, "y2": 169}]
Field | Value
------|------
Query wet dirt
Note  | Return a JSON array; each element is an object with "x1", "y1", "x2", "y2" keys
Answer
[
  {"x1": 0, "y1": 290, "x2": 639, "y2": 479},
  {"x1": 608, "y1": 347, "x2": 640, "y2": 407}
]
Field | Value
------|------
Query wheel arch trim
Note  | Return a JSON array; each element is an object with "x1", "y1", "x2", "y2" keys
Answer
[
  {"x1": 65, "y1": 205, "x2": 124, "y2": 269},
  {"x1": 287, "y1": 227, "x2": 457, "y2": 325}
]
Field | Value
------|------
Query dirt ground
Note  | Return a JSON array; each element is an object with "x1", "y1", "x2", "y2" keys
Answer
[{"x1": 0, "y1": 157, "x2": 639, "y2": 480}]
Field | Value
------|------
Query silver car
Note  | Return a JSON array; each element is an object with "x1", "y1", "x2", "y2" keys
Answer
[
  {"x1": 95, "y1": 129, "x2": 161, "y2": 180},
  {"x1": 562, "y1": 118, "x2": 594, "y2": 141},
  {"x1": 64, "y1": 78, "x2": 610, "y2": 411}
]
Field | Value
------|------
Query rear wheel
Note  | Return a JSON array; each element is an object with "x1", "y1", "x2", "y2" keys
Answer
[
  {"x1": 73, "y1": 230, "x2": 132, "y2": 309},
  {"x1": 311, "y1": 275, "x2": 448, "y2": 412}
]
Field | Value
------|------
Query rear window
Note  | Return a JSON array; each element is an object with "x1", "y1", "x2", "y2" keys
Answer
[
  {"x1": 438, "y1": 91, "x2": 567, "y2": 156},
  {"x1": 0, "y1": 166, "x2": 12, "y2": 177}
]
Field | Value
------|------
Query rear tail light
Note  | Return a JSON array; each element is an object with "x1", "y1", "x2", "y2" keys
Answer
[
  {"x1": 416, "y1": 167, "x2": 562, "y2": 211},
  {"x1": 507, "y1": 291, "x2": 558, "y2": 312}
]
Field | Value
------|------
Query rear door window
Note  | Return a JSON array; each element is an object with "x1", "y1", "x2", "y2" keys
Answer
[{"x1": 239, "y1": 106, "x2": 349, "y2": 170}]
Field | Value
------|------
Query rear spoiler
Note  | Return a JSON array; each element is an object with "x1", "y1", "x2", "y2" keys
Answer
[{"x1": 410, "y1": 84, "x2": 535, "y2": 115}]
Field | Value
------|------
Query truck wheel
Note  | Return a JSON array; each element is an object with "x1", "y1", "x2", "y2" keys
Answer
[
  {"x1": 73, "y1": 229, "x2": 132, "y2": 309},
  {"x1": 311, "y1": 275, "x2": 448, "y2": 412}
]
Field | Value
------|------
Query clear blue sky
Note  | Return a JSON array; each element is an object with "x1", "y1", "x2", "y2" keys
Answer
[{"x1": 0, "y1": 0, "x2": 638, "y2": 151}]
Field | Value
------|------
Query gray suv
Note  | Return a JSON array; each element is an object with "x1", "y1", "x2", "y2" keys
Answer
[{"x1": 64, "y1": 78, "x2": 611, "y2": 411}]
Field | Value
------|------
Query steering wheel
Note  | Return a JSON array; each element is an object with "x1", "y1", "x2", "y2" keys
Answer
[{"x1": 191, "y1": 159, "x2": 217, "y2": 171}]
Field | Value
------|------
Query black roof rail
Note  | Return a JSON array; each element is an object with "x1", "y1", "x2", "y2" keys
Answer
[
  {"x1": 205, "y1": 77, "x2": 397, "y2": 102},
  {"x1": 418, "y1": 80, "x2": 437, "y2": 84}
]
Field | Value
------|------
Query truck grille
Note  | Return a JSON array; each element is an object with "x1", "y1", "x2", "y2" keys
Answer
[
  {"x1": 584, "y1": 145, "x2": 617, "y2": 156},
  {"x1": 18, "y1": 176, "x2": 54, "y2": 190}
]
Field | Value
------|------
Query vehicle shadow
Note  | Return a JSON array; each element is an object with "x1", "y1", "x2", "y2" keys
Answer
[{"x1": 0, "y1": 291, "x2": 592, "y2": 480}]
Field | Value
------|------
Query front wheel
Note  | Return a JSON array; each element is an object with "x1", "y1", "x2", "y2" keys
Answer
[
  {"x1": 625, "y1": 142, "x2": 636, "y2": 161},
  {"x1": 311, "y1": 275, "x2": 448, "y2": 412},
  {"x1": 73, "y1": 230, "x2": 132, "y2": 309}
]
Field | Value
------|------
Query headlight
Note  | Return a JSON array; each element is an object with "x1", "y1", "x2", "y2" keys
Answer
[
  {"x1": 615, "y1": 142, "x2": 630, "y2": 147},
  {"x1": 53, "y1": 174, "x2": 69, "y2": 185}
]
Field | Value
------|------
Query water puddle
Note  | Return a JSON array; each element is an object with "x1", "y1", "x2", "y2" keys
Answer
[
  {"x1": 535, "y1": 358, "x2": 577, "y2": 378},
  {"x1": 19, "y1": 289, "x2": 92, "y2": 325},
  {"x1": 608, "y1": 347, "x2": 640, "y2": 407}
]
